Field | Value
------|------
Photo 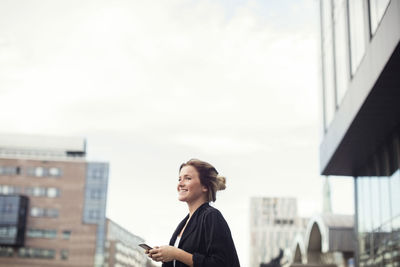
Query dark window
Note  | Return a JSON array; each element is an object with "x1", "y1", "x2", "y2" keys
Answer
[
  {"x1": 0, "y1": 246, "x2": 14, "y2": 257},
  {"x1": 62, "y1": 230, "x2": 71, "y2": 240},
  {"x1": 60, "y1": 249, "x2": 69, "y2": 260}
]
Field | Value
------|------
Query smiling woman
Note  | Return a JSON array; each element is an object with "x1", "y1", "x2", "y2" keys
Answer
[{"x1": 146, "y1": 159, "x2": 240, "y2": 267}]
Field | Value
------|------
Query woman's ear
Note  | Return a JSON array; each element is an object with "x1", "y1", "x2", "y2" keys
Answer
[{"x1": 202, "y1": 186, "x2": 208, "y2": 192}]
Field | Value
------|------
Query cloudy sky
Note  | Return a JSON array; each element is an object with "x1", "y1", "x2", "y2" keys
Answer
[{"x1": 0, "y1": 0, "x2": 354, "y2": 266}]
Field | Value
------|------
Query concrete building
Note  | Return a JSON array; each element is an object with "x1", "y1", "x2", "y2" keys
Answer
[
  {"x1": 250, "y1": 197, "x2": 308, "y2": 267},
  {"x1": 0, "y1": 134, "x2": 108, "y2": 266},
  {"x1": 319, "y1": 0, "x2": 400, "y2": 266},
  {"x1": 290, "y1": 214, "x2": 355, "y2": 267},
  {"x1": 104, "y1": 218, "x2": 149, "y2": 267}
]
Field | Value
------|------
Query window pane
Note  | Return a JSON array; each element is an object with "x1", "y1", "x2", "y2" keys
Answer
[
  {"x1": 62, "y1": 230, "x2": 71, "y2": 240},
  {"x1": 48, "y1": 167, "x2": 61, "y2": 176},
  {"x1": 370, "y1": 0, "x2": 391, "y2": 34},
  {"x1": 357, "y1": 178, "x2": 365, "y2": 232},
  {"x1": 61, "y1": 249, "x2": 69, "y2": 260},
  {"x1": 348, "y1": 0, "x2": 366, "y2": 74},
  {"x1": 321, "y1": 0, "x2": 337, "y2": 128},
  {"x1": 333, "y1": 0, "x2": 350, "y2": 104},
  {"x1": 370, "y1": 177, "x2": 381, "y2": 230},
  {"x1": 358, "y1": 177, "x2": 373, "y2": 261},
  {"x1": 47, "y1": 188, "x2": 59, "y2": 198},
  {"x1": 390, "y1": 170, "x2": 400, "y2": 242},
  {"x1": 323, "y1": 40, "x2": 336, "y2": 127},
  {"x1": 379, "y1": 177, "x2": 391, "y2": 229},
  {"x1": 35, "y1": 167, "x2": 44, "y2": 177}
]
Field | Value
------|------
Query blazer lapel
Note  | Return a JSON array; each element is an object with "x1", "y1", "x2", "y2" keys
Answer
[
  {"x1": 179, "y1": 215, "x2": 197, "y2": 246},
  {"x1": 179, "y1": 203, "x2": 208, "y2": 246}
]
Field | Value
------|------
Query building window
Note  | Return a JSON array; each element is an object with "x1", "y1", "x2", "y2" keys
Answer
[
  {"x1": 0, "y1": 226, "x2": 17, "y2": 239},
  {"x1": 27, "y1": 167, "x2": 62, "y2": 178},
  {"x1": 333, "y1": 0, "x2": 350, "y2": 105},
  {"x1": 348, "y1": 0, "x2": 366, "y2": 75},
  {"x1": 18, "y1": 247, "x2": 55, "y2": 259},
  {"x1": 0, "y1": 185, "x2": 20, "y2": 195},
  {"x1": 356, "y1": 135, "x2": 400, "y2": 265},
  {"x1": 90, "y1": 189, "x2": 102, "y2": 200},
  {"x1": 60, "y1": 249, "x2": 69, "y2": 260},
  {"x1": 25, "y1": 187, "x2": 60, "y2": 198},
  {"x1": 89, "y1": 210, "x2": 100, "y2": 220},
  {"x1": 1, "y1": 202, "x2": 15, "y2": 213},
  {"x1": 48, "y1": 167, "x2": 61, "y2": 176},
  {"x1": 369, "y1": 0, "x2": 391, "y2": 34},
  {"x1": 27, "y1": 229, "x2": 57, "y2": 239},
  {"x1": 62, "y1": 230, "x2": 71, "y2": 240},
  {"x1": 0, "y1": 246, "x2": 14, "y2": 257},
  {"x1": 30, "y1": 207, "x2": 43, "y2": 217},
  {"x1": 46, "y1": 208, "x2": 59, "y2": 218},
  {"x1": 47, "y1": 187, "x2": 60, "y2": 198},
  {"x1": 0, "y1": 166, "x2": 20, "y2": 175},
  {"x1": 35, "y1": 167, "x2": 44, "y2": 177},
  {"x1": 30, "y1": 207, "x2": 59, "y2": 218},
  {"x1": 321, "y1": 0, "x2": 336, "y2": 129},
  {"x1": 92, "y1": 170, "x2": 103, "y2": 180}
]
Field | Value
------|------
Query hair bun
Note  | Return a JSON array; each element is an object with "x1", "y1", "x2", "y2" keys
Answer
[{"x1": 216, "y1": 175, "x2": 226, "y2": 191}]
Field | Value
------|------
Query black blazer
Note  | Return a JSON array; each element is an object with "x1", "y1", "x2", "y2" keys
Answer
[{"x1": 162, "y1": 202, "x2": 240, "y2": 267}]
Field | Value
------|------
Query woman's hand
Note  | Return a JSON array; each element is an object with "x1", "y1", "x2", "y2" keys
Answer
[{"x1": 148, "y1": 246, "x2": 176, "y2": 262}]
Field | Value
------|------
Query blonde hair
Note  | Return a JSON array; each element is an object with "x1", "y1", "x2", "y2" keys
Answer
[{"x1": 179, "y1": 159, "x2": 226, "y2": 202}]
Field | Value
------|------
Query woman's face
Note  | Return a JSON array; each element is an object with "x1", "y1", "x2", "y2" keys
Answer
[{"x1": 177, "y1": 165, "x2": 207, "y2": 203}]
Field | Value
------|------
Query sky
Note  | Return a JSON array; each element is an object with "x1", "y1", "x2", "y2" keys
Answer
[{"x1": 0, "y1": 0, "x2": 354, "y2": 266}]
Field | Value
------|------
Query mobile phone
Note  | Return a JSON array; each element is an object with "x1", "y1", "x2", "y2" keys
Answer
[{"x1": 139, "y1": 243, "x2": 153, "y2": 250}]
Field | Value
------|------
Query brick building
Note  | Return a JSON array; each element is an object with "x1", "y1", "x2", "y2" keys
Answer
[{"x1": 0, "y1": 134, "x2": 108, "y2": 266}]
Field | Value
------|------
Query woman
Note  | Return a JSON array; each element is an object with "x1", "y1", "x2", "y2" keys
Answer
[{"x1": 147, "y1": 159, "x2": 240, "y2": 267}]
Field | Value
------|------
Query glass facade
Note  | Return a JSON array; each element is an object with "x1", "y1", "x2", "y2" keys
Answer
[
  {"x1": 0, "y1": 195, "x2": 28, "y2": 246},
  {"x1": 320, "y1": 0, "x2": 380, "y2": 130},
  {"x1": 83, "y1": 162, "x2": 109, "y2": 267},
  {"x1": 356, "y1": 134, "x2": 400, "y2": 266}
]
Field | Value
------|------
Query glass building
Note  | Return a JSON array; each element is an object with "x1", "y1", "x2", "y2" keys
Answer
[{"x1": 319, "y1": 0, "x2": 400, "y2": 266}]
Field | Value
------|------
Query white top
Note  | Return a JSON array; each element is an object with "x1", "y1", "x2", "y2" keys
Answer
[{"x1": 173, "y1": 236, "x2": 181, "y2": 267}]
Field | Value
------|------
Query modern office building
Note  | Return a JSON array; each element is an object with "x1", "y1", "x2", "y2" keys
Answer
[
  {"x1": 104, "y1": 218, "x2": 150, "y2": 267},
  {"x1": 250, "y1": 197, "x2": 308, "y2": 267},
  {"x1": 319, "y1": 0, "x2": 400, "y2": 266},
  {"x1": 0, "y1": 134, "x2": 109, "y2": 266}
]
